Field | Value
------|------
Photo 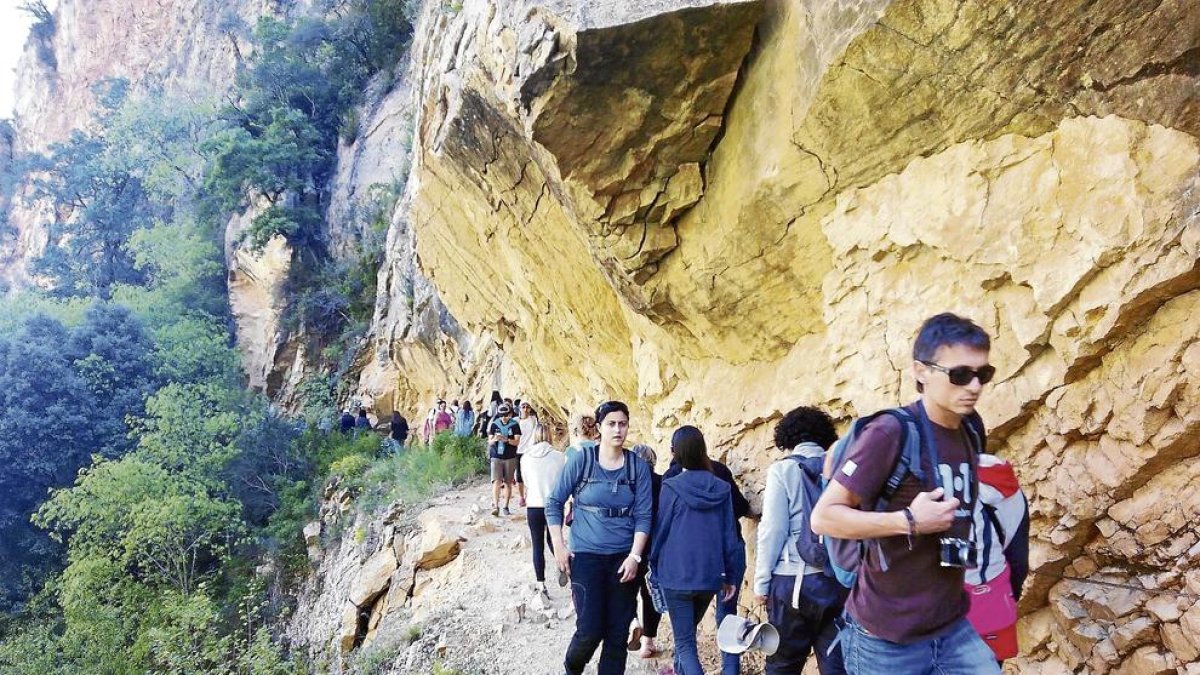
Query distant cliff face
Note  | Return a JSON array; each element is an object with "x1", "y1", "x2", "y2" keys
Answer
[
  {"x1": 349, "y1": 0, "x2": 1198, "y2": 670},
  {"x1": 0, "y1": 0, "x2": 345, "y2": 397},
  {"x1": 0, "y1": 0, "x2": 275, "y2": 291}
]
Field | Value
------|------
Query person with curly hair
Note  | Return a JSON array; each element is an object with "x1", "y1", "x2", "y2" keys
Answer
[{"x1": 753, "y1": 406, "x2": 847, "y2": 674}]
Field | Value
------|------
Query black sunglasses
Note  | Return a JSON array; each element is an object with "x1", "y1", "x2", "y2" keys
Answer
[{"x1": 920, "y1": 361, "x2": 996, "y2": 386}]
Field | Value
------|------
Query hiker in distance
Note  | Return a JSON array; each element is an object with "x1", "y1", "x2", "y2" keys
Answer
[
  {"x1": 754, "y1": 405, "x2": 847, "y2": 674},
  {"x1": 389, "y1": 411, "x2": 409, "y2": 449},
  {"x1": 516, "y1": 401, "x2": 538, "y2": 507},
  {"x1": 520, "y1": 423, "x2": 565, "y2": 595},
  {"x1": 811, "y1": 312, "x2": 1001, "y2": 675},
  {"x1": 546, "y1": 401, "x2": 653, "y2": 675},
  {"x1": 488, "y1": 403, "x2": 522, "y2": 516}
]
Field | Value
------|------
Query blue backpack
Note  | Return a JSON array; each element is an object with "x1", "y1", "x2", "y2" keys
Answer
[
  {"x1": 786, "y1": 454, "x2": 833, "y2": 575},
  {"x1": 823, "y1": 406, "x2": 984, "y2": 589}
]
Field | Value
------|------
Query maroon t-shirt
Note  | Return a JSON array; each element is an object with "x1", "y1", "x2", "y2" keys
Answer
[{"x1": 832, "y1": 405, "x2": 979, "y2": 644}]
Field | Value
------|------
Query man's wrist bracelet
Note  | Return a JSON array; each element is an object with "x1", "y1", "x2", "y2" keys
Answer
[
  {"x1": 902, "y1": 507, "x2": 917, "y2": 549},
  {"x1": 628, "y1": 553, "x2": 643, "y2": 564}
]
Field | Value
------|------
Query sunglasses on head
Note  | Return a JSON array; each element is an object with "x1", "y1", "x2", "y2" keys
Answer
[{"x1": 920, "y1": 361, "x2": 996, "y2": 386}]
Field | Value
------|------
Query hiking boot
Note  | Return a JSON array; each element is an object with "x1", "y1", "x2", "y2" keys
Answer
[
  {"x1": 491, "y1": 506, "x2": 499, "y2": 517},
  {"x1": 503, "y1": 506, "x2": 511, "y2": 516}
]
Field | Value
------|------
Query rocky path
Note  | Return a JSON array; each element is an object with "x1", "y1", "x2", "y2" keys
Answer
[{"x1": 368, "y1": 480, "x2": 762, "y2": 675}]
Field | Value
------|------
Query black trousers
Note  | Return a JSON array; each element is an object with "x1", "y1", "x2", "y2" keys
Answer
[
  {"x1": 765, "y1": 574, "x2": 847, "y2": 675},
  {"x1": 526, "y1": 507, "x2": 554, "y2": 582},
  {"x1": 564, "y1": 552, "x2": 638, "y2": 675}
]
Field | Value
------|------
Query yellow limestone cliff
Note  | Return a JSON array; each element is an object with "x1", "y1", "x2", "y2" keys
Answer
[{"x1": 346, "y1": 0, "x2": 1200, "y2": 671}]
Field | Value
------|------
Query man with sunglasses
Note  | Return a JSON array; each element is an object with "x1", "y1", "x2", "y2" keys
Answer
[{"x1": 812, "y1": 313, "x2": 1001, "y2": 675}]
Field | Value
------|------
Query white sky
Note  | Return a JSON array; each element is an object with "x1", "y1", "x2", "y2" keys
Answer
[{"x1": 0, "y1": 0, "x2": 59, "y2": 119}]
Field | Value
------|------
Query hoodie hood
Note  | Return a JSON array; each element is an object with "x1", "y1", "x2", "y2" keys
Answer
[
  {"x1": 525, "y1": 441, "x2": 557, "y2": 459},
  {"x1": 665, "y1": 469, "x2": 731, "y2": 510}
]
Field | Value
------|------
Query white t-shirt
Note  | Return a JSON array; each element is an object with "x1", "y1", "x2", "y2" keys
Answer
[{"x1": 517, "y1": 416, "x2": 537, "y2": 454}]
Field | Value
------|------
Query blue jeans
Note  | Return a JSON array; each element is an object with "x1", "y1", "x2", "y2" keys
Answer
[
  {"x1": 663, "y1": 589, "x2": 715, "y2": 675},
  {"x1": 842, "y1": 615, "x2": 1001, "y2": 675},
  {"x1": 565, "y1": 552, "x2": 639, "y2": 675},
  {"x1": 714, "y1": 584, "x2": 741, "y2": 674}
]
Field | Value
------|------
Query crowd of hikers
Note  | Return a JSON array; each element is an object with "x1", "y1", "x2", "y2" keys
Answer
[{"x1": 346, "y1": 312, "x2": 1032, "y2": 675}]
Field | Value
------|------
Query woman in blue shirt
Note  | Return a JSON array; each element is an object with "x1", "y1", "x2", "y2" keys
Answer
[
  {"x1": 650, "y1": 425, "x2": 746, "y2": 675},
  {"x1": 547, "y1": 401, "x2": 653, "y2": 675},
  {"x1": 453, "y1": 400, "x2": 476, "y2": 436}
]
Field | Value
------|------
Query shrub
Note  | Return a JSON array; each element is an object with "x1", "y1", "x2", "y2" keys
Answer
[
  {"x1": 329, "y1": 454, "x2": 372, "y2": 485},
  {"x1": 354, "y1": 433, "x2": 486, "y2": 511}
]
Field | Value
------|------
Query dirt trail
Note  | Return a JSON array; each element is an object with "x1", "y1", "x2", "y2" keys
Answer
[{"x1": 384, "y1": 480, "x2": 764, "y2": 675}]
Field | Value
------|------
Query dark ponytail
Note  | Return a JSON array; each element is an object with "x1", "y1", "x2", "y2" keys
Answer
[{"x1": 671, "y1": 425, "x2": 712, "y2": 473}]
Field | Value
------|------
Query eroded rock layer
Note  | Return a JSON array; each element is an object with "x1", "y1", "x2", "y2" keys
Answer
[{"x1": 373, "y1": 0, "x2": 1200, "y2": 670}]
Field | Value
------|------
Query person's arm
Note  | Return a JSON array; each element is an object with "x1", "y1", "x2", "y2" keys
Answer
[
  {"x1": 618, "y1": 457, "x2": 654, "y2": 582},
  {"x1": 811, "y1": 417, "x2": 958, "y2": 538},
  {"x1": 722, "y1": 493, "x2": 746, "y2": 601},
  {"x1": 754, "y1": 463, "x2": 788, "y2": 600},
  {"x1": 812, "y1": 482, "x2": 955, "y2": 538},
  {"x1": 547, "y1": 451, "x2": 585, "y2": 573}
]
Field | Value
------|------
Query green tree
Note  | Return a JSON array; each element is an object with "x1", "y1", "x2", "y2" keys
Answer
[
  {"x1": 0, "y1": 317, "x2": 93, "y2": 612},
  {"x1": 66, "y1": 303, "x2": 159, "y2": 457},
  {"x1": 28, "y1": 129, "x2": 153, "y2": 298}
]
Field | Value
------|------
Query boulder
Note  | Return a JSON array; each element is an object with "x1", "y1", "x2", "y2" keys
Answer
[
  {"x1": 414, "y1": 513, "x2": 464, "y2": 570},
  {"x1": 1112, "y1": 646, "x2": 1174, "y2": 675},
  {"x1": 1161, "y1": 623, "x2": 1200, "y2": 664},
  {"x1": 349, "y1": 547, "x2": 399, "y2": 606},
  {"x1": 302, "y1": 521, "x2": 322, "y2": 547}
]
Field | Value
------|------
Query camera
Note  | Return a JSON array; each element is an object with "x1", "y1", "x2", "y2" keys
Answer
[{"x1": 938, "y1": 537, "x2": 978, "y2": 569}]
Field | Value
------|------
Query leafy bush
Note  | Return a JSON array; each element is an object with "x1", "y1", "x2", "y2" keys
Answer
[
  {"x1": 329, "y1": 453, "x2": 373, "y2": 485},
  {"x1": 355, "y1": 433, "x2": 487, "y2": 511},
  {"x1": 348, "y1": 633, "x2": 404, "y2": 673}
]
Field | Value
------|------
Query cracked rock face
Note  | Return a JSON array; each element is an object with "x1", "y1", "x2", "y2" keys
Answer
[{"x1": 377, "y1": 0, "x2": 1200, "y2": 669}]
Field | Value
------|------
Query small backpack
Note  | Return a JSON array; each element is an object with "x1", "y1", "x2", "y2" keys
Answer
[
  {"x1": 824, "y1": 406, "x2": 984, "y2": 589},
  {"x1": 786, "y1": 454, "x2": 832, "y2": 574}
]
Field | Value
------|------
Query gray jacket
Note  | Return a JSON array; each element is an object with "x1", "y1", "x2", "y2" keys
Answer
[{"x1": 753, "y1": 442, "x2": 826, "y2": 596}]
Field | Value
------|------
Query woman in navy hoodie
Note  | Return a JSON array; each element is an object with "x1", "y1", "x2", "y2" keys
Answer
[{"x1": 650, "y1": 426, "x2": 746, "y2": 675}]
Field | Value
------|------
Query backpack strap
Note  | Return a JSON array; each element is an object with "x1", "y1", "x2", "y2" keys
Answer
[
  {"x1": 984, "y1": 503, "x2": 1006, "y2": 547},
  {"x1": 869, "y1": 408, "x2": 927, "y2": 573},
  {"x1": 876, "y1": 408, "x2": 926, "y2": 505},
  {"x1": 574, "y1": 446, "x2": 596, "y2": 498},
  {"x1": 978, "y1": 503, "x2": 995, "y2": 584}
]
